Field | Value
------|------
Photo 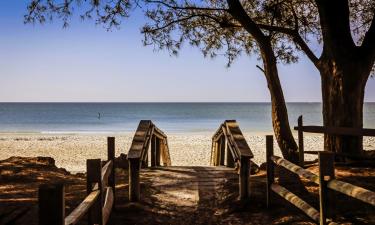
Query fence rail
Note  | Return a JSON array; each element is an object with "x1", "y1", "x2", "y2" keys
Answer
[
  {"x1": 266, "y1": 135, "x2": 375, "y2": 225},
  {"x1": 294, "y1": 115, "x2": 375, "y2": 167},
  {"x1": 39, "y1": 137, "x2": 116, "y2": 225},
  {"x1": 127, "y1": 120, "x2": 171, "y2": 202},
  {"x1": 211, "y1": 120, "x2": 254, "y2": 200}
]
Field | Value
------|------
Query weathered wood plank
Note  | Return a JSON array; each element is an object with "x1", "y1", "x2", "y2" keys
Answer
[
  {"x1": 293, "y1": 125, "x2": 375, "y2": 136},
  {"x1": 102, "y1": 187, "x2": 114, "y2": 225},
  {"x1": 327, "y1": 179, "x2": 375, "y2": 206},
  {"x1": 225, "y1": 121, "x2": 253, "y2": 158},
  {"x1": 266, "y1": 135, "x2": 274, "y2": 208},
  {"x1": 64, "y1": 190, "x2": 100, "y2": 225},
  {"x1": 271, "y1": 156, "x2": 319, "y2": 184},
  {"x1": 101, "y1": 160, "x2": 113, "y2": 188},
  {"x1": 271, "y1": 183, "x2": 320, "y2": 222},
  {"x1": 128, "y1": 120, "x2": 152, "y2": 159}
]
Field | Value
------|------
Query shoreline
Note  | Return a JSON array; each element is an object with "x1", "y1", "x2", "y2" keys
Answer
[{"x1": 1, "y1": 132, "x2": 373, "y2": 173}]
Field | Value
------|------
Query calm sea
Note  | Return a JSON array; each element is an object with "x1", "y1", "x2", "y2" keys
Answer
[{"x1": 0, "y1": 103, "x2": 374, "y2": 133}]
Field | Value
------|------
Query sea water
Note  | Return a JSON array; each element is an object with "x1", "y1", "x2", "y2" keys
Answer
[{"x1": 0, "y1": 103, "x2": 374, "y2": 133}]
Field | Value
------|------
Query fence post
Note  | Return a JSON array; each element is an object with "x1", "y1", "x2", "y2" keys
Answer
[
  {"x1": 129, "y1": 158, "x2": 141, "y2": 202},
  {"x1": 226, "y1": 140, "x2": 235, "y2": 168},
  {"x1": 151, "y1": 135, "x2": 156, "y2": 167},
  {"x1": 266, "y1": 135, "x2": 275, "y2": 208},
  {"x1": 298, "y1": 115, "x2": 305, "y2": 167},
  {"x1": 107, "y1": 137, "x2": 116, "y2": 203},
  {"x1": 318, "y1": 152, "x2": 335, "y2": 225},
  {"x1": 219, "y1": 136, "x2": 225, "y2": 166},
  {"x1": 87, "y1": 159, "x2": 103, "y2": 225},
  {"x1": 38, "y1": 183, "x2": 65, "y2": 225},
  {"x1": 239, "y1": 155, "x2": 250, "y2": 200},
  {"x1": 155, "y1": 138, "x2": 161, "y2": 166}
]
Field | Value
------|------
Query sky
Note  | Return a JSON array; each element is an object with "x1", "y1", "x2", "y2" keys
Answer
[{"x1": 0, "y1": 1, "x2": 374, "y2": 102}]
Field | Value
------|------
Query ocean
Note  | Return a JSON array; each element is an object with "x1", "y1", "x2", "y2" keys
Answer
[{"x1": 0, "y1": 103, "x2": 374, "y2": 133}]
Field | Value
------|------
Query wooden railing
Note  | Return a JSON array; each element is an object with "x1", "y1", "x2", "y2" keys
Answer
[
  {"x1": 39, "y1": 137, "x2": 116, "y2": 225},
  {"x1": 211, "y1": 120, "x2": 254, "y2": 200},
  {"x1": 294, "y1": 115, "x2": 375, "y2": 167},
  {"x1": 127, "y1": 120, "x2": 171, "y2": 202},
  {"x1": 266, "y1": 135, "x2": 375, "y2": 225}
]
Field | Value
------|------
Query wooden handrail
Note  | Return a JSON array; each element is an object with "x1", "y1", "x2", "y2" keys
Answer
[
  {"x1": 294, "y1": 125, "x2": 375, "y2": 136},
  {"x1": 64, "y1": 190, "x2": 100, "y2": 225},
  {"x1": 211, "y1": 120, "x2": 253, "y2": 200},
  {"x1": 39, "y1": 137, "x2": 116, "y2": 225},
  {"x1": 127, "y1": 120, "x2": 172, "y2": 202},
  {"x1": 266, "y1": 135, "x2": 375, "y2": 225}
]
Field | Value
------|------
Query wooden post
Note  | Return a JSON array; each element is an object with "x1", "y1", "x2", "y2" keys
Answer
[
  {"x1": 215, "y1": 139, "x2": 221, "y2": 166},
  {"x1": 87, "y1": 159, "x2": 103, "y2": 225},
  {"x1": 107, "y1": 137, "x2": 116, "y2": 202},
  {"x1": 38, "y1": 183, "x2": 65, "y2": 225},
  {"x1": 129, "y1": 158, "x2": 140, "y2": 202},
  {"x1": 151, "y1": 135, "x2": 156, "y2": 167},
  {"x1": 226, "y1": 140, "x2": 235, "y2": 168},
  {"x1": 219, "y1": 136, "x2": 225, "y2": 166},
  {"x1": 239, "y1": 155, "x2": 250, "y2": 200},
  {"x1": 318, "y1": 152, "x2": 335, "y2": 225},
  {"x1": 266, "y1": 135, "x2": 275, "y2": 208},
  {"x1": 298, "y1": 115, "x2": 305, "y2": 167},
  {"x1": 155, "y1": 138, "x2": 161, "y2": 166}
]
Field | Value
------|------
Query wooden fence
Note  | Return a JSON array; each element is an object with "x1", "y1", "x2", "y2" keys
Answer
[
  {"x1": 266, "y1": 135, "x2": 375, "y2": 225},
  {"x1": 295, "y1": 115, "x2": 375, "y2": 167},
  {"x1": 39, "y1": 137, "x2": 116, "y2": 225},
  {"x1": 127, "y1": 120, "x2": 171, "y2": 202},
  {"x1": 211, "y1": 120, "x2": 254, "y2": 200}
]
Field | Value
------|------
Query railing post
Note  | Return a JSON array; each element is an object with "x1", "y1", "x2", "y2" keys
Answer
[
  {"x1": 298, "y1": 115, "x2": 304, "y2": 167},
  {"x1": 129, "y1": 158, "x2": 140, "y2": 202},
  {"x1": 151, "y1": 135, "x2": 156, "y2": 167},
  {"x1": 107, "y1": 137, "x2": 116, "y2": 202},
  {"x1": 87, "y1": 159, "x2": 103, "y2": 225},
  {"x1": 38, "y1": 183, "x2": 65, "y2": 225},
  {"x1": 226, "y1": 141, "x2": 235, "y2": 168},
  {"x1": 155, "y1": 138, "x2": 161, "y2": 166},
  {"x1": 219, "y1": 136, "x2": 225, "y2": 166},
  {"x1": 215, "y1": 140, "x2": 220, "y2": 166},
  {"x1": 318, "y1": 152, "x2": 335, "y2": 225},
  {"x1": 266, "y1": 135, "x2": 274, "y2": 208},
  {"x1": 239, "y1": 155, "x2": 250, "y2": 200}
]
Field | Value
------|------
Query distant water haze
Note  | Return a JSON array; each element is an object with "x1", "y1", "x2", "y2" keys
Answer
[{"x1": 0, "y1": 103, "x2": 375, "y2": 133}]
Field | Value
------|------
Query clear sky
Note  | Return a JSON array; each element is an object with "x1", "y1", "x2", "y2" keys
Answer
[{"x1": 0, "y1": 1, "x2": 374, "y2": 102}]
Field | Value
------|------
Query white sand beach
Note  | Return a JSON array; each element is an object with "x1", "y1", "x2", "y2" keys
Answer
[{"x1": 0, "y1": 132, "x2": 374, "y2": 172}]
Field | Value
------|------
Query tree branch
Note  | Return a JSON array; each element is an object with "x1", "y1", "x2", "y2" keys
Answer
[
  {"x1": 145, "y1": 0, "x2": 228, "y2": 11},
  {"x1": 257, "y1": 24, "x2": 319, "y2": 66}
]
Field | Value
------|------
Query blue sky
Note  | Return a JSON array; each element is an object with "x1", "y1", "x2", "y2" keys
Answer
[{"x1": 0, "y1": 1, "x2": 374, "y2": 102}]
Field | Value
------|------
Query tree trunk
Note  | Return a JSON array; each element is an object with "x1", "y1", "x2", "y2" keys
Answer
[
  {"x1": 261, "y1": 39, "x2": 299, "y2": 163},
  {"x1": 319, "y1": 56, "x2": 369, "y2": 156}
]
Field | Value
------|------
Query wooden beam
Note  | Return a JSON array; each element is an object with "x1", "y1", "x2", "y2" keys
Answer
[
  {"x1": 318, "y1": 152, "x2": 336, "y2": 225},
  {"x1": 239, "y1": 155, "x2": 250, "y2": 200},
  {"x1": 271, "y1": 183, "x2": 320, "y2": 222},
  {"x1": 38, "y1": 183, "x2": 65, "y2": 225},
  {"x1": 129, "y1": 158, "x2": 140, "y2": 202},
  {"x1": 87, "y1": 159, "x2": 103, "y2": 225},
  {"x1": 293, "y1": 125, "x2": 375, "y2": 137},
  {"x1": 107, "y1": 137, "x2": 115, "y2": 202},
  {"x1": 271, "y1": 156, "x2": 319, "y2": 184},
  {"x1": 65, "y1": 190, "x2": 100, "y2": 225},
  {"x1": 266, "y1": 135, "x2": 274, "y2": 208},
  {"x1": 102, "y1": 187, "x2": 114, "y2": 225}
]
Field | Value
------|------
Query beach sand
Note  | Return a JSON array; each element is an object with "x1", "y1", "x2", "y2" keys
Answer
[{"x1": 0, "y1": 132, "x2": 374, "y2": 172}]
